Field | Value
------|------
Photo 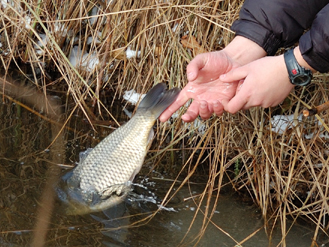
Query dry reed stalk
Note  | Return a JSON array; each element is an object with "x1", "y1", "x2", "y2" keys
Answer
[
  {"x1": 303, "y1": 100, "x2": 329, "y2": 117},
  {"x1": 2, "y1": 0, "x2": 329, "y2": 246}
]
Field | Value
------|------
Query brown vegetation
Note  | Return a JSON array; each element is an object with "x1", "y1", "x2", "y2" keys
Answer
[{"x1": 1, "y1": 0, "x2": 329, "y2": 246}]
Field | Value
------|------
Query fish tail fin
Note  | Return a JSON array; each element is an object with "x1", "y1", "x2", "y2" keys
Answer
[{"x1": 137, "y1": 83, "x2": 180, "y2": 119}]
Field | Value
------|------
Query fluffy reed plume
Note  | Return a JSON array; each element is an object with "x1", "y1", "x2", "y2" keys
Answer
[{"x1": 1, "y1": 0, "x2": 329, "y2": 246}]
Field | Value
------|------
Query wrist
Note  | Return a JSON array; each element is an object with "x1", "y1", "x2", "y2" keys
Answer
[
  {"x1": 293, "y1": 46, "x2": 316, "y2": 73},
  {"x1": 223, "y1": 36, "x2": 267, "y2": 66},
  {"x1": 284, "y1": 48, "x2": 313, "y2": 86}
]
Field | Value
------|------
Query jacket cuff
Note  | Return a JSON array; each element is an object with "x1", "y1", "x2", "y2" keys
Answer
[{"x1": 231, "y1": 21, "x2": 282, "y2": 56}]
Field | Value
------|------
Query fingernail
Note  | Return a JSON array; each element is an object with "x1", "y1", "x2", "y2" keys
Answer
[
  {"x1": 200, "y1": 102, "x2": 207, "y2": 109},
  {"x1": 220, "y1": 74, "x2": 226, "y2": 79}
]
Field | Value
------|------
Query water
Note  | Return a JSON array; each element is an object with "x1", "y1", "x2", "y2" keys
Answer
[{"x1": 0, "y1": 95, "x2": 325, "y2": 246}]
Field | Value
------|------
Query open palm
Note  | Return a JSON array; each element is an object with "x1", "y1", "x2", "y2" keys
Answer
[{"x1": 160, "y1": 51, "x2": 240, "y2": 122}]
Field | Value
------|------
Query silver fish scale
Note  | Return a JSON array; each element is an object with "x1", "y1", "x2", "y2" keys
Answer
[{"x1": 71, "y1": 111, "x2": 155, "y2": 194}]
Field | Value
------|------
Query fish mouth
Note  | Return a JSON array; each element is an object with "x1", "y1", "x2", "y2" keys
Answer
[
  {"x1": 64, "y1": 189, "x2": 128, "y2": 215},
  {"x1": 55, "y1": 171, "x2": 130, "y2": 215}
]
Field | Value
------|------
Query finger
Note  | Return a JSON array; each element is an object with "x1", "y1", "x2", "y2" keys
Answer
[
  {"x1": 222, "y1": 93, "x2": 248, "y2": 114},
  {"x1": 220, "y1": 66, "x2": 248, "y2": 82},
  {"x1": 181, "y1": 100, "x2": 200, "y2": 122},
  {"x1": 212, "y1": 100, "x2": 224, "y2": 116},
  {"x1": 159, "y1": 89, "x2": 191, "y2": 122},
  {"x1": 199, "y1": 101, "x2": 212, "y2": 120},
  {"x1": 186, "y1": 53, "x2": 208, "y2": 81}
]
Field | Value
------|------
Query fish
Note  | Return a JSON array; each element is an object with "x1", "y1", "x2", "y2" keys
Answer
[{"x1": 56, "y1": 83, "x2": 180, "y2": 214}]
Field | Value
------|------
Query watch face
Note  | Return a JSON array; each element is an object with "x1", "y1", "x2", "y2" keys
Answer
[{"x1": 292, "y1": 74, "x2": 311, "y2": 86}]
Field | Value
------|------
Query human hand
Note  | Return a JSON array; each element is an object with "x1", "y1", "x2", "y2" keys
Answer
[
  {"x1": 220, "y1": 55, "x2": 295, "y2": 113},
  {"x1": 159, "y1": 51, "x2": 240, "y2": 122}
]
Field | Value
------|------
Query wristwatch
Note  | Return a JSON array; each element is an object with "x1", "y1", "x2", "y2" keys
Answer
[{"x1": 284, "y1": 49, "x2": 313, "y2": 86}]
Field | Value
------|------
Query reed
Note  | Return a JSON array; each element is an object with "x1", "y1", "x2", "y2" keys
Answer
[{"x1": 1, "y1": 0, "x2": 329, "y2": 246}]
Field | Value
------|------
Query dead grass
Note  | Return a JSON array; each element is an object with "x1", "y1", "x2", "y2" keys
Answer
[{"x1": 1, "y1": 0, "x2": 329, "y2": 246}]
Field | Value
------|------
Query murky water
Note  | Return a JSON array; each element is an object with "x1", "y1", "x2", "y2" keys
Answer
[{"x1": 0, "y1": 95, "x2": 324, "y2": 246}]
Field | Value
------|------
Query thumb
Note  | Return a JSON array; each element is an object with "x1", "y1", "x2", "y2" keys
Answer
[
  {"x1": 221, "y1": 93, "x2": 248, "y2": 114},
  {"x1": 186, "y1": 53, "x2": 209, "y2": 81},
  {"x1": 220, "y1": 66, "x2": 247, "y2": 82}
]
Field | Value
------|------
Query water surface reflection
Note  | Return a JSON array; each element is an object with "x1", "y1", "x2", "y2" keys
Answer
[{"x1": 0, "y1": 95, "x2": 320, "y2": 246}]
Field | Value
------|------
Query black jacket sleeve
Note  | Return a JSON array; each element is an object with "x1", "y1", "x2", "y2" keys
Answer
[
  {"x1": 299, "y1": 4, "x2": 329, "y2": 73},
  {"x1": 231, "y1": 0, "x2": 329, "y2": 72}
]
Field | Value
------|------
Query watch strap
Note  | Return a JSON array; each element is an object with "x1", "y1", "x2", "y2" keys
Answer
[{"x1": 284, "y1": 49, "x2": 312, "y2": 86}]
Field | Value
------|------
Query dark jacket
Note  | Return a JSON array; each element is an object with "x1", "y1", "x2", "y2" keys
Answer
[{"x1": 231, "y1": 0, "x2": 329, "y2": 73}]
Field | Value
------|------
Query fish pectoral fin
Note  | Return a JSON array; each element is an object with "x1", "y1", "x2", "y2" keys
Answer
[
  {"x1": 100, "y1": 184, "x2": 130, "y2": 199},
  {"x1": 147, "y1": 128, "x2": 154, "y2": 145}
]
